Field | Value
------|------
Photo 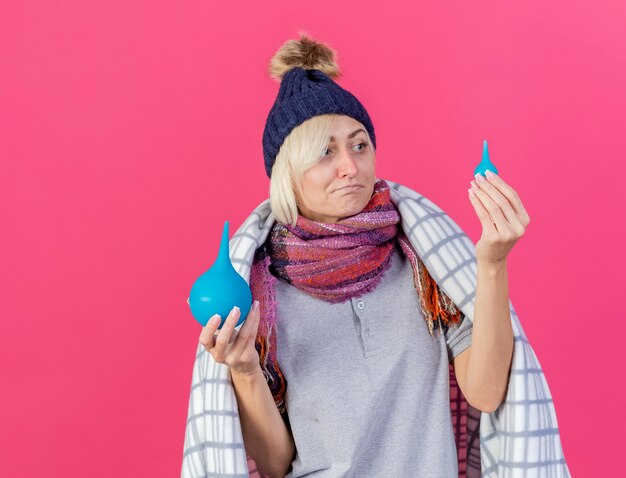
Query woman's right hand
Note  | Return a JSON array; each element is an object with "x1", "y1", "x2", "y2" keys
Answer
[{"x1": 199, "y1": 300, "x2": 262, "y2": 376}]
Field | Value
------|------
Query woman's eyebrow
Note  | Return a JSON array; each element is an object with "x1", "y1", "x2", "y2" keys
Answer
[{"x1": 329, "y1": 128, "x2": 366, "y2": 143}]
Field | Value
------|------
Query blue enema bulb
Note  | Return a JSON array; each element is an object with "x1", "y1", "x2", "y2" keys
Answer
[
  {"x1": 188, "y1": 221, "x2": 252, "y2": 328},
  {"x1": 474, "y1": 139, "x2": 499, "y2": 176}
]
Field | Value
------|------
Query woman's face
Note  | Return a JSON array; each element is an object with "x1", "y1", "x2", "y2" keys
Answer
[{"x1": 295, "y1": 115, "x2": 377, "y2": 223}]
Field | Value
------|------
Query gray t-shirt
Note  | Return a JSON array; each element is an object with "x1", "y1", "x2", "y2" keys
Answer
[{"x1": 273, "y1": 242, "x2": 473, "y2": 477}]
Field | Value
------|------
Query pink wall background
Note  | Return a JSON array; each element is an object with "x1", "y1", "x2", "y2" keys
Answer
[{"x1": 2, "y1": 1, "x2": 624, "y2": 476}]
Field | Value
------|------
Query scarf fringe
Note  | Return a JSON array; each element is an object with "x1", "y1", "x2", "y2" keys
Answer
[
  {"x1": 251, "y1": 247, "x2": 288, "y2": 414},
  {"x1": 397, "y1": 231, "x2": 463, "y2": 337}
]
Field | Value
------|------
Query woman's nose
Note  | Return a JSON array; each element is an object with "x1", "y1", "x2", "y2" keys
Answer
[{"x1": 337, "y1": 150, "x2": 357, "y2": 177}]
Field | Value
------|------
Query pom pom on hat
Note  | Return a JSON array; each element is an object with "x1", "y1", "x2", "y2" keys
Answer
[{"x1": 268, "y1": 31, "x2": 341, "y2": 82}]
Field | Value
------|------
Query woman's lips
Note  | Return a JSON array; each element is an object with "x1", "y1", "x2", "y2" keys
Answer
[{"x1": 335, "y1": 185, "x2": 363, "y2": 192}]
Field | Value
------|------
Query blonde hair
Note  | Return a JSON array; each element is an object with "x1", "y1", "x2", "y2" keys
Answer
[{"x1": 269, "y1": 114, "x2": 375, "y2": 226}]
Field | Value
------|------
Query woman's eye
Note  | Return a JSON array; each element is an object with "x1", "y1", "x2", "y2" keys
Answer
[{"x1": 322, "y1": 142, "x2": 367, "y2": 158}]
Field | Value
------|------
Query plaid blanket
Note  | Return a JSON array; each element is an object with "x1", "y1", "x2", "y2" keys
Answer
[{"x1": 181, "y1": 179, "x2": 571, "y2": 477}]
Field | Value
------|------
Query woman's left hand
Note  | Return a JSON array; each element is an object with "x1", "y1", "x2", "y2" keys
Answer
[{"x1": 468, "y1": 171, "x2": 531, "y2": 265}]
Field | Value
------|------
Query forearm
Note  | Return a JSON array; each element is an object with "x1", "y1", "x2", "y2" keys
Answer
[
  {"x1": 230, "y1": 366, "x2": 295, "y2": 478},
  {"x1": 465, "y1": 260, "x2": 514, "y2": 412}
]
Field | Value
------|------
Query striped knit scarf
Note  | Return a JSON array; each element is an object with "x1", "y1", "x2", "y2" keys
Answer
[{"x1": 249, "y1": 179, "x2": 463, "y2": 414}]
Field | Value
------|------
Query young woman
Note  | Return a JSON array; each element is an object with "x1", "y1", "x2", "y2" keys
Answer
[{"x1": 187, "y1": 33, "x2": 567, "y2": 478}]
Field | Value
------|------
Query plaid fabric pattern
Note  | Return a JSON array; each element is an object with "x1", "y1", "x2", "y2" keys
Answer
[{"x1": 181, "y1": 179, "x2": 570, "y2": 478}]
